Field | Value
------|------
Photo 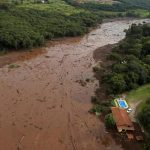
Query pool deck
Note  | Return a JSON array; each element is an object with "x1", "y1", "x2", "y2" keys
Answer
[{"x1": 114, "y1": 98, "x2": 129, "y2": 109}]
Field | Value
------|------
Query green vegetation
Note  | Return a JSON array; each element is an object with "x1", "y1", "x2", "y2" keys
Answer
[
  {"x1": 138, "y1": 98, "x2": 150, "y2": 150},
  {"x1": 126, "y1": 9, "x2": 150, "y2": 18},
  {"x1": 99, "y1": 23, "x2": 150, "y2": 95},
  {"x1": 65, "y1": 0, "x2": 150, "y2": 12},
  {"x1": 126, "y1": 72, "x2": 150, "y2": 149},
  {"x1": 104, "y1": 113, "x2": 115, "y2": 129},
  {"x1": 89, "y1": 104, "x2": 103, "y2": 114},
  {"x1": 127, "y1": 84, "x2": 150, "y2": 102},
  {"x1": 0, "y1": 0, "x2": 101, "y2": 51},
  {"x1": 123, "y1": 84, "x2": 150, "y2": 149},
  {"x1": 64, "y1": 0, "x2": 150, "y2": 18},
  {"x1": 126, "y1": 84, "x2": 150, "y2": 114}
]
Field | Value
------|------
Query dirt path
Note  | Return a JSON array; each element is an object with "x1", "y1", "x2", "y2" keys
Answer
[
  {"x1": 0, "y1": 19, "x2": 149, "y2": 150},
  {"x1": 128, "y1": 100, "x2": 142, "y2": 122}
]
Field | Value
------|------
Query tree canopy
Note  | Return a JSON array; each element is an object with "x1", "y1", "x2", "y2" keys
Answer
[
  {"x1": 101, "y1": 23, "x2": 150, "y2": 94},
  {"x1": 0, "y1": 1, "x2": 101, "y2": 50}
]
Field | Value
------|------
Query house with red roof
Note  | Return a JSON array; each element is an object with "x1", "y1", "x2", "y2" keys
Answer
[{"x1": 111, "y1": 107, "x2": 134, "y2": 132}]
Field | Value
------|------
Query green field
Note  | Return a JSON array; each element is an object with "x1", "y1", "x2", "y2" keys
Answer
[
  {"x1": 126, "y1": 84, "x2": 150, "y2": 112},
  {"x1": 127, "y1": 84, "x2": 150, "y2": 102},
  {"x1": 17, "y1": 0, "x2": 84, "y2": 15}
]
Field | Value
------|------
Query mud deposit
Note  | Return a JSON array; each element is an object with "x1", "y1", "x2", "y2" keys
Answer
[{"x1": 0, "y1": 19, "x2": 149, "y2": 150}]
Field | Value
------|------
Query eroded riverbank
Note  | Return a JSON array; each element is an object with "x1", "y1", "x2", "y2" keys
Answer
[{"x1": 0, "y1": 19, "x2": 149, "y2": 150}]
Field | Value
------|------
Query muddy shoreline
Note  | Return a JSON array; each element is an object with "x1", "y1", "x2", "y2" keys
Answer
[
  {"x1": 92, "y1": 30, "x2": 146, "y2": 150},
  {"x1": 0, "y1": 19, "x2": 150, "y2": 150},
  {"x1": 0, "y1": 18, "x2": 148, "y2": 68},
  {"x1": 93, "y1": 44, "x2": 115, "y2": 62}
]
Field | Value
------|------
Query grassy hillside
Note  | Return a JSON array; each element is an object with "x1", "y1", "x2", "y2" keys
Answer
[
  {"x1": 74, "y1": 0, "x2": 150, "y2": 10},
  {"x1": 126, "y1": 84, "x2": 150, "y2": 150},
  {"x1": 127, "y1": 84, "x2": 150, "y2": 103},
  {"x1": 65, "y1": 0, "x2": 150, "y2": 18},
  {"x1": 0, "y1": 0, "x2": 150, "y2": 51}
]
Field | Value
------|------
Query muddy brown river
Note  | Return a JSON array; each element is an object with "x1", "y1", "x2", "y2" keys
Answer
[{"x1": 0, "y1": 19, "x2": 149, "y2": 150}]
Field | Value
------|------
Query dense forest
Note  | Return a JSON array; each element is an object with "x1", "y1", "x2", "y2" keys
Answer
[
  {"x1": 65, "y1": 0, "x2": 150, "y2": 11},
  {"x1": 101, "y1": 23, "x2": 150, "y2": 94},
  {"x1": 64, "y1": 0, "x2": 150, "y2": 18},
  {"x1": 118, "y1": 0, "x2": 150, "y2": 10},
  {"x1": 0, "y1": 0, "x2": 101, "y2": 50}
]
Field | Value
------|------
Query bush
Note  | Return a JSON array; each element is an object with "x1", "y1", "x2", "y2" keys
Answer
[
  {"x1": 104, "y1": 73, "x2": 126, "y2": 94},
  {"x1": 91, "y1": 96, "x2": 98, "y2": 104},
  {"x1": 143, "y1": 55, "x2": 150, "y2": 64},
  {"x1": 104, "y1": 113, "x2": 115, "y2": 129},
  {"x1": 138, "y1": 98, "x2": 150, "y2": 150}
]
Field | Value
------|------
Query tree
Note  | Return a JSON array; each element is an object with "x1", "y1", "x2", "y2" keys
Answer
[
  {"x1": 105, "y1": 113, "x2": 115, "y2": 129},
  {"x1": 108, "y1": 52, "x2": 122, "y2": 62},
  {"x1": 142, "y1": 24, "x2": 150, "y2": 36},
  {"x1": 126, "y1": 24, "x2": 143, "y2": 39},
  {"x1": 143, "y1": 55, "x2": 150, "y2": 64},
  {"x1": 142, "y1": 40, "x2": 150, "y2": 56},
  {"x1": 106, "y1": 73, "x2": 126, "y2": 94},
  {"x1": 112, "y1": 63, "x2": 127, "y2": 73},
  {"x1": 138, "y1": 98, "x2": 150, "y2": 150}
]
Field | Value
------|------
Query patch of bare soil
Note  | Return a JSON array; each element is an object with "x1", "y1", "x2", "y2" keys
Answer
[{"x1": 0, "y1": 48, "x2": 45, "y2": 68}]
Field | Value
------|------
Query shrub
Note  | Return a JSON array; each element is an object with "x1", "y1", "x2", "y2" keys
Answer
[
  {"x1": 91, "y1": 96, "x2": 98, "y2": 104},
  {"x1": 104, "y1": 113, "x2": 115, "y2": 129}
]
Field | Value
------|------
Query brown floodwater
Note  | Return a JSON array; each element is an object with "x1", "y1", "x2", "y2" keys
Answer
[{"x1": 0, "y1": 19, "x2": 149, "y2": 150}]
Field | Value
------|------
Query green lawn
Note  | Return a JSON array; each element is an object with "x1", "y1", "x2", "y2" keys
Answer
[
  {"x1": 0, "y1": 0, "x2": 101, "y2": 50},
  {"x1": 127, "y1": 84, "x2": 150, "y2": 112},
  {"x1": 127, "y1": 84, "x2": 150, "y2": 102},
  {"x1": 126, "y1": 9, "x2": 150, "y2": 18},
  {"x1": 126, "y1": 84, "x2": 150, "y2": 115}
]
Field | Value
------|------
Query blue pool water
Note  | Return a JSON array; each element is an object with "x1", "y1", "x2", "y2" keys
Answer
[{"x1": 118, "y1": 100, "x2": 128, "y2": 109}]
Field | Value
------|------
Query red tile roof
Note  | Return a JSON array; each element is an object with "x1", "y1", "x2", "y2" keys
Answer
[{"x1": 111, "y1": 107, "x2": 133, "y2": 128}]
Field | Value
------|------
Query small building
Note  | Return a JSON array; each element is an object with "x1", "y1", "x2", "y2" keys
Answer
[{"x1": 111, "y1": 107, "x2": 134, "y2": 132}]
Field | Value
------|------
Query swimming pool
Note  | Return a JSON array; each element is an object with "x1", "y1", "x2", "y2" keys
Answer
[{"x1": 117, "y1": 99, "x2": 128, "y2": 109}]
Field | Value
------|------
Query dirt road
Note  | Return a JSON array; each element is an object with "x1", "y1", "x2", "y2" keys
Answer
[{"x1": 0, "y1": 19, "x2": 149, "y2": 150}]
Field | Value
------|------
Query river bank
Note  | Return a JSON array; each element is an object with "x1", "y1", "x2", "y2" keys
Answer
[
  {"x1": 92, "y1": 20, "x2": 150, "y2": 150},
  {"x1": 0, "y1": 19, "x2": 149, "y2": 150}
]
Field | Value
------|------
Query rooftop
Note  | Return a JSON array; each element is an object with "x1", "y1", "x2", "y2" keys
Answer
[{"x1": 111, "y1": 107, "x2": 134, "y2": 128}]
